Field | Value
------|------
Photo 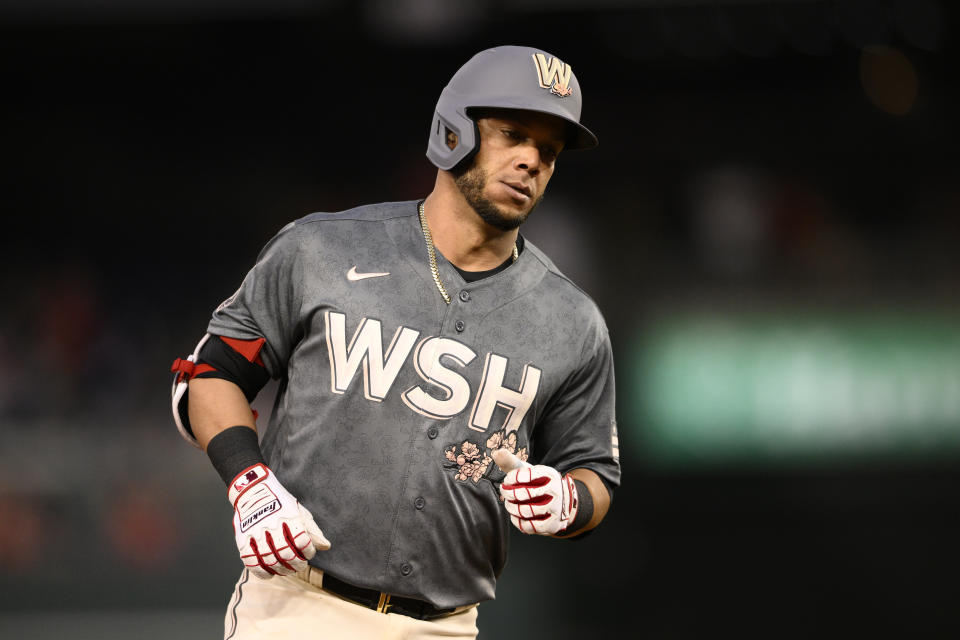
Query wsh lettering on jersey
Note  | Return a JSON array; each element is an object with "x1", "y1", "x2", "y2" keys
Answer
[{"x1": 324, "y1": 311, "x2": 541, "y2": 433}]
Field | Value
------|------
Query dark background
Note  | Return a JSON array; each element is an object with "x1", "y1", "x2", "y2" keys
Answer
[{"x1": 1, "y1": 1, "x2": 959, "y2": 637}]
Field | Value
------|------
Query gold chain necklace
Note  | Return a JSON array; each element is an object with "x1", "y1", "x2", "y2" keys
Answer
[{"x1": 418, "y1": 201, "x2": 518, "y2": 305}]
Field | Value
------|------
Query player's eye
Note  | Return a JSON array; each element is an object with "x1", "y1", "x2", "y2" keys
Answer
[{"x1": 502, "y1": 129, "x2": 523, "y2": 141}]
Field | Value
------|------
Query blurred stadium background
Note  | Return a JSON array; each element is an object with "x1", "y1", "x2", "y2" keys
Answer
[{"x1": 1, "y1": 0, "x2": 958, "y2": 637}]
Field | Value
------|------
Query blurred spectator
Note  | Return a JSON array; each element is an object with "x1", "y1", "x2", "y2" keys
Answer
[
  {"x1": 0, "y1": 495, "x2": 48, "y2": 573},
  {"x1": 105, "y1": 487, "x2": 179, "y2": 573}
]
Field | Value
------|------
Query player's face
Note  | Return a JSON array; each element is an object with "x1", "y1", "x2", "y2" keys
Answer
[{"x1": 454, "y1": 109, "x2": 566, "y2": 232}]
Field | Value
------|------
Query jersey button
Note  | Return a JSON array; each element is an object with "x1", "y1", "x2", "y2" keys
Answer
[
  {"x1": 427, "y1": 426, "x2": 439, "y2": 439},
  {"x1": 414, "y1": 497, "x2": 426, "y2": 510},
  {"x1": 400, "y1": 563, "x2": 413, "y2": 576},
  {"x1": 459, "y1": 290, "x2": 470, "y2": 302},
  {"x1": 455, "y1": 320, "x2": 465, "y2": 332}
]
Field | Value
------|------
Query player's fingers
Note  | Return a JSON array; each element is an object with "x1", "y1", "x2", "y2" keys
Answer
[
  {"x1": 283, "y1": 522, "x2": 312, "y2": 561},
  {"x1": 492, "y1": 449, "x2": 529, "y2": 473},
  {"x1": 510, "y1": 514, "x2": 543, "y2": 535},
  {"x1": 503, "y1": 465, "x2": 554, "y2": 487},
  {"x1": 265, "y1": 530, "x2": 299, "y2": 575},
  {"x1": 503, "y1": 495, "x2": 555, "y2": 519},
  {"x1": 500, "y1": 479, "x2": 555, "y2": 504},
  {"x1": 499, "y1": 468, "x2": 519, "y2": 491},
  {"x1": 499, "y1": 467, "x2": 536, "y2": 500},
  {"x1": 499, "y1": 483, "x2": 522, "y2": 503},
  {"x1": 239, "y1": 540, "x2": 270, "y2": 577},
  {"x1": 249, "y1": 537, "x2": 279, "y2": 577},
  {"x1": 502, "y1": 483, "x2": 553, "y2": 502},
  {"x1": 499, "y1": 483, "x2": 530, "y2": 503},
  {"x1": 299, "y1": 504, "x2": 331, "y2": 551},
  {"x1": 515, "y1": 513, "x2": 563, "y2": 536}
]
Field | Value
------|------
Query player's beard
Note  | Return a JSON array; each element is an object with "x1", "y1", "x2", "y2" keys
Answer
[{"x1": 453, "y1": 164, "x2": 543, "y2": 232}]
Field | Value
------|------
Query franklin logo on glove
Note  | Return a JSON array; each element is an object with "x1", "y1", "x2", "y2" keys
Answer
[{"x1": 239, "y1": 497, "x2": 280, "y2": 532}]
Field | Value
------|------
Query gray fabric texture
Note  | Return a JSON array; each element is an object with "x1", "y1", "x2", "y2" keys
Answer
[{"x1": 205, "y1": 200, "x2": 620, "y2": 608}]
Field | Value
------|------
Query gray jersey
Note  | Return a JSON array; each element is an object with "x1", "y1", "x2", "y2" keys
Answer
[{"x1": 206, "y1": 200, "x2": 620, "y2": 608}]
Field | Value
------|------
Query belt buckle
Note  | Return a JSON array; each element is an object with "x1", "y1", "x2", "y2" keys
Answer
[{"x1": 376, "y1": 592, "x2": 392, "y2": 614}]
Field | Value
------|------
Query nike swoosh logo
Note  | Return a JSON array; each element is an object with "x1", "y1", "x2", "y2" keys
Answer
[{"x1": 347, "y1": 266, "x2": 390, "y2": 281}]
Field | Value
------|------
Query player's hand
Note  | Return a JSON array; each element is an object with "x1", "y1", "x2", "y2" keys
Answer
[
  {"x1": 228, "y1": 463, "x2": 330, "y2": 579},
  {"x1": 492, "y1": 449, "x2": 579, "y2": 536}
]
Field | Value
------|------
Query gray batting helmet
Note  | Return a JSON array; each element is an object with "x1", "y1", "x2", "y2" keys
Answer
[{"x1": 426, "y1": 45, "x2": 599, "y2": 171}]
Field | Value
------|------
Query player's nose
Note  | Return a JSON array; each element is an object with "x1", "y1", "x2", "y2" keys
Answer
[{"x1": 514, "y1": 144, "x2": 542, "y2": 175}]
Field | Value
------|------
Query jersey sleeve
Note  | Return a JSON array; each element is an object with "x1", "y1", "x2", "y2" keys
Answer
[
  {"x1": 205, "y1": 222, "x2": 304, "y2": 379},
  {"x1": 532, "y1": 319, "x2": 620, "y2": 492}
]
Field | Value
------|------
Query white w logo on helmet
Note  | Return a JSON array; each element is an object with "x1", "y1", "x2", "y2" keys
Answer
[{"x1": 532, "y1": 53, "x2": 573, "y2": 98}]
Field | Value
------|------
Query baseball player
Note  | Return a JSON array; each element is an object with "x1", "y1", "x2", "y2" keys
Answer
[{"x1": 170, "y1": 45, "x2": 620, "y2": 639}]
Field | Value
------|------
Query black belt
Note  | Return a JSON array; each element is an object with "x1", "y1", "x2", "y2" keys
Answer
[{"x1": 320, "y1": 572, "x2": 458, "y2": 620}]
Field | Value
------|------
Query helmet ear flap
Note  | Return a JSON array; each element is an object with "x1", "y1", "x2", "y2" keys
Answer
[{"x1": 427, "y1": 105, "x2": 478, "y2": 171}]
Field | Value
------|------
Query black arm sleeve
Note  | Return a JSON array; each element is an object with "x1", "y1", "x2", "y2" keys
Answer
[
  {"x1": 563, "y1": 479, "x2": 594, "y2": 538},
  {"x1": 206, "y1": 425, "x2": 267, "y2": 486},
  {"x1": 194, "y1": 336, "x2": 271, "y2": 401}
]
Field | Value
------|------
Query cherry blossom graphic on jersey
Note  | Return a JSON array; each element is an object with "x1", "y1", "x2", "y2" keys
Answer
[
  {"x1": 485, "y1": 429, "x2": 528, "y2": 463},
  {"x1": 444, "y1": 440, "x2": 492, "y2": 483},
  {"x1": 444, "y1": 429, "x2": 529, "y2": 484}
]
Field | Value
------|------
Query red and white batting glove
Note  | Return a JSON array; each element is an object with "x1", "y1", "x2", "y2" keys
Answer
[
  {"x1": 492, "y1": 449, "x2": 579, "y2": 536},
  {"x1": 229, "y1": 463, "x2": 330, "y2": 579}
]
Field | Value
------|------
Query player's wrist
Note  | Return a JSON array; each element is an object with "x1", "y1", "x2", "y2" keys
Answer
[
  {"x1": 556, "y1": 478, "x2": 592, "y2": 537},
  {"x1": 206, "y1": 425, "x2": 267, "y2": 488}
]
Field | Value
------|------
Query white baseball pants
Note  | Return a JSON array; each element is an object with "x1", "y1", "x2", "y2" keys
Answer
[{"x1": 223, "y1": 569, "x2": 479, "y2": 639}]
